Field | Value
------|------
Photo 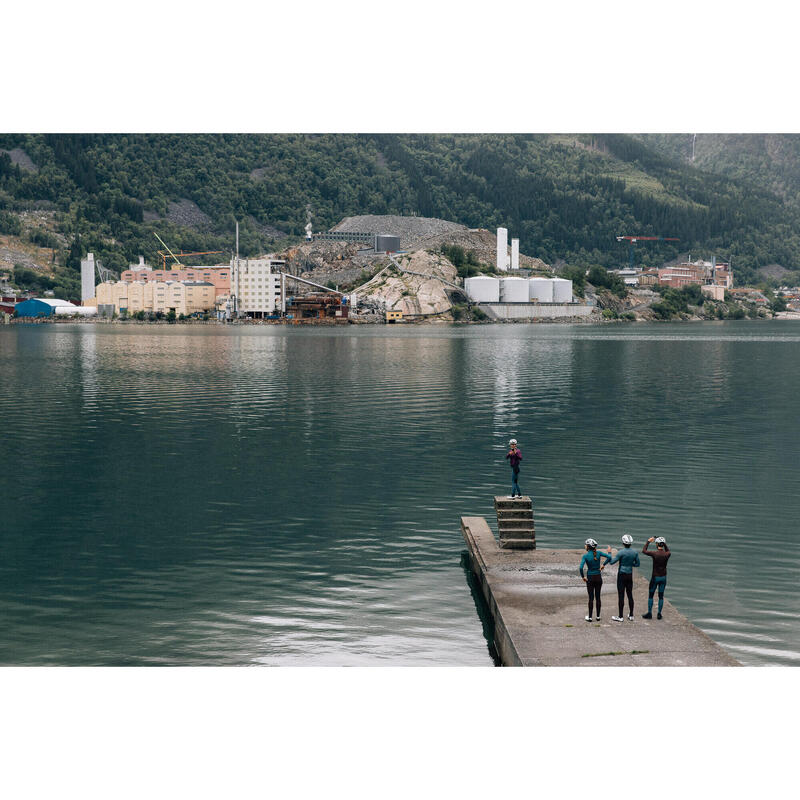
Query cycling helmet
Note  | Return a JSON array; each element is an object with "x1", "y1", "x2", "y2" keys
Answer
[
  {"x1": 509, "y1": 438, "x2": 517, "y2": 445},
  {"x1": 621, "y1": 534, "x2": 633, "y2": 545},
  {"x1": 655, "y1": 536, "x2": 666, "y2": 544},
  {"x1": 585, "y1": 538, "x2": 598, "y2": 548}
]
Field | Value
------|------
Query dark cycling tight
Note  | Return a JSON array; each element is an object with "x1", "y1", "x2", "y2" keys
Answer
[
  {"x1": 648, "y1": 576, "x2": 667, "y2": 614},
  {"x1": 617, "y1": 573, "x2": 634, "y2": 617},
  {"x1": 586, "y1": 574, "x2": 602, "y2": 617}
]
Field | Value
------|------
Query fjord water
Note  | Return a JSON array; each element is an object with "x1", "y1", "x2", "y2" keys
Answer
[{"x1": 2, "y1": 322, "x2": 799, "y2": 666}]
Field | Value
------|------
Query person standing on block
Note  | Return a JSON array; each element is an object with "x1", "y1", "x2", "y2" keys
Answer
[
  {"x1": 505, "y1": 438, "x2": 523, "y2": 499},
  {"x1": 579, "y1": 539, "x2": 612, "y2": 621},
  {"x1": 606, "y1": 534, "x2": 640, "y2": 622},
  {"x1": 642, "y1": 536, "x2": 671, "y2": 620}
]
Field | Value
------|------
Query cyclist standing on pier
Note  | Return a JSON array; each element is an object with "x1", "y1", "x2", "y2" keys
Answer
[
  {"x1": 642, "y1": 536, "x2": 671, "y2": 620},
  {"x1": 579, "y1": 539, "x2": 612, "y2": 621},
  {"x1": 506, "y1": 438, "x2": 523, "y2": 499},
  {"x1": 606, "y1": 534, "x2": 640, "y2": 622}
]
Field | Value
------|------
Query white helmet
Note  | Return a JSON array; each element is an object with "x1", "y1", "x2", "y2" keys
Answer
[
  {"x1": 621, "y1": 534, "x2": 633, "y2": 545},
  {"x1": 585, "y1": 538, "x2": 597, "y2": 548},
  {"x1": 655, "y1": 536, "x2": 666, "y2": 545},
  {"x1": 509, "y1": 438, "x2": 517, "y2": 445}
]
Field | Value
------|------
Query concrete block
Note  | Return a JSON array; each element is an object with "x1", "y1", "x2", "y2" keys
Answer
[{"x1": 499, "y1": 538, "x2": 536, "y2": 550}]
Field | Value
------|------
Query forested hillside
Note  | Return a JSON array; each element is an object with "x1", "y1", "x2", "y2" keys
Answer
[
  {"x1": 640, "y1": 134, "x2": 800, "y2": 205},
  {"x1": 3, "y1": 133, "x2": 800, "y2": 291}
]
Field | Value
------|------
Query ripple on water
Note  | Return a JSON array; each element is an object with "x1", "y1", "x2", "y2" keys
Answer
[{"x1": 1, "y1": 322, "x2": 800, "y2": 665}]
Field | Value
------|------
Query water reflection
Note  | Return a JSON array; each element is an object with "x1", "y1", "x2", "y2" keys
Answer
[{"x1": 1, "y1": 321, "x2": 800, "y2": 665}]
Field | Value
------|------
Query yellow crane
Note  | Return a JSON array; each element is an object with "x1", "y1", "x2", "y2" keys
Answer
[{"x1": 152, "y1": 233, "x2": 223, "y2": 271}]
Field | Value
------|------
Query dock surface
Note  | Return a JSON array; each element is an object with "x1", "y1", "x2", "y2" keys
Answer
[{"x1": 462, "y1": 515, "x2": 739, "y2": 666}]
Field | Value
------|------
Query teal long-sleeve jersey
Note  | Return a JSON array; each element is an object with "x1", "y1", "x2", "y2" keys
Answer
[
  {"x1": 608, "y1": 547, "x2": 641, "y2": 574},
  {"x1": 579, "y1": 550, "x2": 612, "y2": 577}
]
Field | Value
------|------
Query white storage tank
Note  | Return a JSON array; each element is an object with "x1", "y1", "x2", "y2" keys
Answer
[
  {"x1": 55, "y1": 305, "x2": 98, "y2": 316},
  {"x1": 552, "y1": 277, "x2": 573, "y2": 303},
  {"x1": 500, "y1": 277, "x2": 529, "y2": 303},
  {"x1": 464, "y1": 276, "x2": 500, "y2": 303},
  {"x1": 528, "y1": 278, "x2": 554, "y2": 302}
]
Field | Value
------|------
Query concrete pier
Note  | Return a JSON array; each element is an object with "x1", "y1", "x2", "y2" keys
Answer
[{"x1": 461, "y1": 515, "x2": 740, "y2": 666}]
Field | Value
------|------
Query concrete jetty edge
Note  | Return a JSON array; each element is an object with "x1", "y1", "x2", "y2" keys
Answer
[{"x1": 461, "y1": 515, "x2": 740, "y2": 667}]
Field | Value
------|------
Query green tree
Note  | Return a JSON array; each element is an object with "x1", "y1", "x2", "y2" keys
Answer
[{"x1": 771, "y1": 295, "x2": 787, "y2": 312}]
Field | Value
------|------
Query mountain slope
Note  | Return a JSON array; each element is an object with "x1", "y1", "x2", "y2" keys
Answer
[{"x1": 3, "y1": 133, "x2": 800, "y2": 290}]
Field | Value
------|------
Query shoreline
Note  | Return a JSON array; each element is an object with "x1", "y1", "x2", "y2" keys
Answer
[{"x1": 6, "y1": 314, "x2": 798, "y2": 328}]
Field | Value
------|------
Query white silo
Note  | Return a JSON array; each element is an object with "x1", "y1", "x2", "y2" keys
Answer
[
  {"x1": 529, "y1": 277, "x2": 554, "y2": 302},
  {"x1": 464, "y1": 276, "x2": 500, "y2": 303},
  {"x1": 500, "y1": 277, "x2": 529, "y2": 303},
  {"x1": 496, "y1": 227, "x2": 508, "y2": 272},
  {"x1": 511, "y1": 238, "x2": 519, "y2": 270},
  {"x1": 80, "y1": 252, "x2": 96, "y2": 304},
  {"x1": 552, "y1": 277, "x2": 573, "y2": 303}
]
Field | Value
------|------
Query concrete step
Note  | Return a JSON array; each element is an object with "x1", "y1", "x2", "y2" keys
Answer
[
  {"x1": 496, "y1": 508, "x2": 533, "y2": 519},
  {"x1": 494, "y1": 496, "x2": 532, "y2": 510},
  {"x1": 499, "y1": 529, "x2": 536, "y2": 540},
  {"x1": 499, "y1": 538, "x2": 536, "y2": 550},
  {"x1": 498, "y1": 520, "x2": 534, "y2": 529}
]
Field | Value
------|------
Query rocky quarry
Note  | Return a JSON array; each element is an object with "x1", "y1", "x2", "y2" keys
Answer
[
  {"x1": 354, "y1": 250, "x2": 459, "y2": 318},
  {"x1": 278, "y1": 214, "x2": 554, "y2": 321}
]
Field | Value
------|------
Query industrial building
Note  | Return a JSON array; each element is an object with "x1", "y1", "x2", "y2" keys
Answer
[
  {"x1": 701, "y1": 284, "x2": 726, "y2": 301},
  {"x1": 95, "y1": 280, "x2": 217, "y2": 316},
  {"x1": 286, "y1": 293, "x2": 349, "y2": 321},
  {"x1": 613, "y1": 258, "x2": 733, "y2": 289},
  {"x1": 231, "y1": 257, "x2": 286, "y2": 318},
  {"x1": 312, "y1": 231, "x2": 403, "y2": 252},
  {"x1": 119, "y1": 264, "x2": 231, "y2": 298},
  {"x1": 14, "y1": 298, "x2": 78, "y2": 317}
]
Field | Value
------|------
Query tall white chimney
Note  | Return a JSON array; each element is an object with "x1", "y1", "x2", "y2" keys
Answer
[
  {"x1": 511, "y1": 238, "x2": 519, "y2": 270},
  {"x1": 497, "y1": 227, "x2": 508, "y2": 272},
  {"x1": 80, "y1": 253, "x2": 95, "y2": 304}
]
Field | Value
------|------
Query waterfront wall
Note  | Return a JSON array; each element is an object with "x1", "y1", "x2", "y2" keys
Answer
[{"x1": 478, "y1": 302, "x2": 593, "y2": 320}]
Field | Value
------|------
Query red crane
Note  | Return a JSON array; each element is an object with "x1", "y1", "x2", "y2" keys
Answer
[{"x1": 616, "y1": 235, "x2": 680, "y2": 269}]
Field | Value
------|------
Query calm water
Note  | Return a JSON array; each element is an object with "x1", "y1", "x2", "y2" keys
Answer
[{"x1": 1, "y1": 321, "x2": 799, "y2": 666}]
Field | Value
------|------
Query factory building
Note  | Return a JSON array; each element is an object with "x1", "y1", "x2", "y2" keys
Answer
[
  {"x1": 120, "y1": 265, "x2": 231, "y2": 299},
  {"x1": 231, "y1": 257, "x2": 286, "y2": 317},
  {"x1": 95, "y1": 280, "x2": 216, "y2": 316}
]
